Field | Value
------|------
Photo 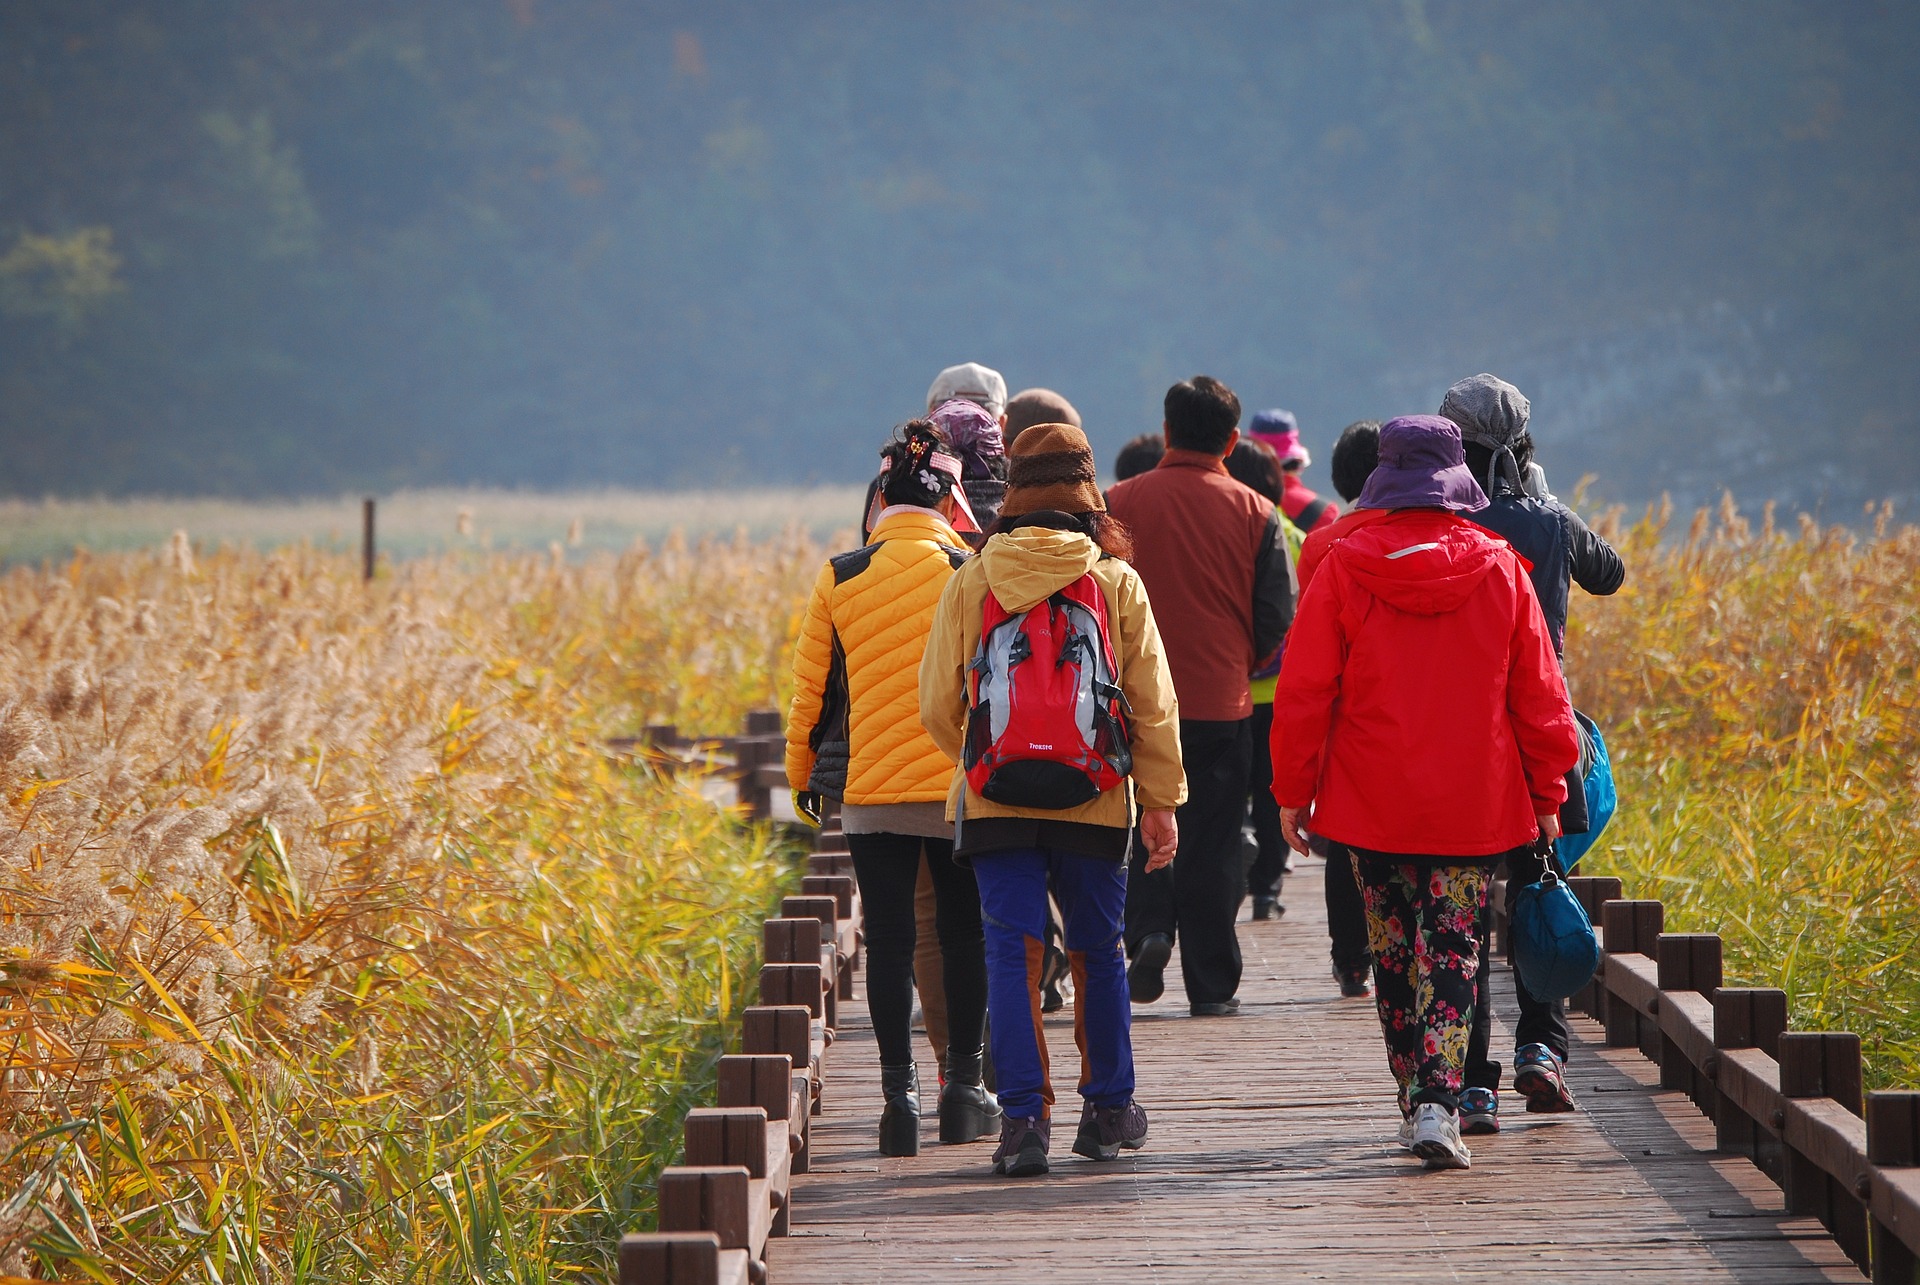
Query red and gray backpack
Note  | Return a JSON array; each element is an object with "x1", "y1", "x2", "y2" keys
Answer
[{"x1": 963, "y1": 574, "x2": 1132, "y2": 809}]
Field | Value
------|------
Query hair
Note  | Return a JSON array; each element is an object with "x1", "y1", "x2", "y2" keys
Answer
[
  {"x1": 1113, "y1": 433, "x2": 1165, "y2": 481},
  {"x1": 986, "y1": 509, "x2": 1134, "y2": 562},
  {"x1": 1462, "y1": 432, "x2": 1536, "y2": 495},
  {"x1": 1163, "y1": 375, "x2": 1241, "y2": 454},
  {"x1": 1225, "y1": 438, "x2": 1284, "y2": 505},
  {"x1": 878, "y1": 419, "x2": 956, "y2": 509},
  {"x1": 1004, "y1": 388, "x2": 1081, "y2": 443},
  {"x1": 1329, "y1": 420, "x2": 1383, "y2": 503}
]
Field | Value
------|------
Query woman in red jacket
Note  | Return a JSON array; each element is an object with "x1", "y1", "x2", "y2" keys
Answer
[{"x1": 1271, "y1": 415, "x2": 1578, "y2": 1171}]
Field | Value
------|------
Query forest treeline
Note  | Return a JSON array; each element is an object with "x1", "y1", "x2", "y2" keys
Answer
[{"x1": 2, "y1": 1, "x2": 1915, "y2": 511}]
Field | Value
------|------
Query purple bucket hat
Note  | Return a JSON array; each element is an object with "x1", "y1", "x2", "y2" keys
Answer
[{"x1": 1354, "y1": 415, "x2": 1489, "y2": 513}]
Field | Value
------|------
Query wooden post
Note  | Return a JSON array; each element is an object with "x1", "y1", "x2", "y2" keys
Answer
[
  {"x1": 1601, "y1": 900, "x2": 1662, "y2": 1048},
  {"x1": 1655, "y1": 933, "x2": 1721, "y2": 1099},
  {"x1": 362, "y1": 497, "x2": 376, "y2": 581},
  {"x1": 1867, "y1": 1092, "x2": 1920, "y2": 1285},
  {"x1": 1567, "y1": 876, "x2": 1622, "y2": 1017},
  {"x1": 1712, "y1": 988, "x2": 1788, "y2": 1166},
  {"x1": 618, "y1": 1231, "x2": 722, "y2": 1285},
  {"x1": 1780, "y1": 1032, "x2": 1869, "y2": 1269},
  {"x1": 744, "y1": 709, "x2": 783, "y2": 737}
]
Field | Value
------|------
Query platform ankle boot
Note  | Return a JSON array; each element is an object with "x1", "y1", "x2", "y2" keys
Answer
[
  {"x1": 878, "y1": 1063, "x2": 921, "y2": 1157},
  {"x1": 938, "y1": 1046, "x2": 1004, "y2": 1144}
]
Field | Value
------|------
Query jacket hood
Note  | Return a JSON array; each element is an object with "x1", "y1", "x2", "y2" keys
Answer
[
  {"x1": 979, "y1": 525, "x2": 1101, "y2": 613},
  {"x1": 1334, "y1": 512, "x2": 1506, "y2": 615}
]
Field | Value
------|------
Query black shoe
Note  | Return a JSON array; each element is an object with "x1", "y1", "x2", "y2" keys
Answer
[
  {"x1": 991, "y1": 1115, "x2": 1051, "y2": 1177},
  {"x1": 938, "y1": 1047, "x2": 1003, "y2": 1144},
  {"x1": 878, "y1": 1063, "x2": 920, "y2": 1157},
  {"x1": 1072, "y1": 1099, "x2": 1149, "y2": 1161},
  {"x1": 1189, "y1": 997, "x2": 1240, "y2": 1017},
  {"x1": 1251, "y1": 895, "x2": 1286, "y2": 921},
  {"x1": 1127, "y1": 933, "x2": 1172, "y2": 1004},
  {"x1": 1334, "y1": 963, "x2": 1371, "y2": 998},
  {"x1": 1040, "y1": 942, "x2": 1070, "y2": 1013}
]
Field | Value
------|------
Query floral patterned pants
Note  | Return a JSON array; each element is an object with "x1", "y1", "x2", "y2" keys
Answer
[{"x1": 1352, "y1": 855, "x2": 1496, "y2": 1115}]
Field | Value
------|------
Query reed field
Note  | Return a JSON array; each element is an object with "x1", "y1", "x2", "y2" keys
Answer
[
  {"x1": 0, "y1": 531, "x2": 820, "y2": 1282},
  {"x1": 1568, "y1": 498, "x2": 1920, "y2": 1088}
]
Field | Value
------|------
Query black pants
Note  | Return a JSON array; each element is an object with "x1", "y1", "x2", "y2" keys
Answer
[
  {"x1": 848, "y1": 833, "x2": 988, "y2": 1070},
  {"x1": 1125, "y1": 718, "x2": 1251, "y2": 1006},
  {"x1": 1322, "y1": 841, "x2": 1374, "y2": 979},
  {"x1": 1466, "y1": 846, "x2": 1571, "y2": 1090},
  {"x1": 1244, "y1": 703, "x2": 1286, "y2": 901}
]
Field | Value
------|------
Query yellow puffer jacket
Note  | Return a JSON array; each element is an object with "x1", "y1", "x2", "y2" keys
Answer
[
  {"x1": 786, "y1": 508, "x2": 971, "y2": 803},
  {"x1": 918, "y1": 525, "x2": 1187, "y2": 832}
]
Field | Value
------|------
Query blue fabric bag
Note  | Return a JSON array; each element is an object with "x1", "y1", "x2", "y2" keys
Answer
[
  {"x1": 1512, "y1": 857, "x2": 1601, "y2": 1001},
  {"x1": 1556, "y1": 710, "x2": 1616, "y2": 872}
]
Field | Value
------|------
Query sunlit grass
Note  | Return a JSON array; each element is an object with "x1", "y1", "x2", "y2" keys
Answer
[{"x1": 1569, "y1": 497, "x2": 1920, "y2": 1088}]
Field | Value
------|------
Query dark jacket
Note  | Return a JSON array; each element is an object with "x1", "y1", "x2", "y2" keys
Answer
[
  {"x1": 1471, "y1": 495, "x2": 1624, "y2": 655},
  {"x1": 1106, "y1": 449, "x2": 1296, "y2": 722}
]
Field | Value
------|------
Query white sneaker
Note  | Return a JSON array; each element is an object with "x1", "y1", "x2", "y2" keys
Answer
[
  {"x1": 1408, "y1": 1102, "x2": 1471, "y2": 1170},
  {"x1": 1395, "y1": 1115, "x2": 1416, "y2": 1150}
]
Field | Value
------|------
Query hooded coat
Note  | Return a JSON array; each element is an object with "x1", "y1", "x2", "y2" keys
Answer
[
  {"x1": 918, "y1": 524, "x2": 1187, "y2": 858},
  {"x1": 1270, "y1": 510, "x2": 1578, "y2": 858}
]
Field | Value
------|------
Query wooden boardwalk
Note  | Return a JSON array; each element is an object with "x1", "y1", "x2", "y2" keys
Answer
[{"x1": 766, "y1": 853, "x2": 1859, "y2": 1283}]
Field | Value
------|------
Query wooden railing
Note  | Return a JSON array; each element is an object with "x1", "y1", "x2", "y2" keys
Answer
[
  {"x1": 1492, "y1": 876, "x2": 1920, "y2": 1283},
  {"x1": 616, "y1": 711, "x2": 861, "y2": 1285}
]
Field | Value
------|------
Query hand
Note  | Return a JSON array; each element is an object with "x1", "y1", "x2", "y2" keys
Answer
[
  {"x1": 1280, "y1": 806, "x2": 1311, "y2": 855},
  {"x1": 1140, "y1": 808, "x2": 1178, "y2": 873},
  {"x1": 792, "y1": 790, "x2": 824, "y2": 827},
  {"x1": 1536, "y1": 811, "x2": 1562, "y2": 843}
]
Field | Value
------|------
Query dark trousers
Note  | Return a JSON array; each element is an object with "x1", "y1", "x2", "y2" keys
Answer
[
  {"x1": 1124, "y1": 718, "x2": 1251, "y2": 1006},
  {"x1": 848, "y1": 833, "x2": 988, "y2": 1070},
  {"x1": 1244, "y1": 703, "x2": 1286, "y2": 900},
  {"x1": 1322, "y1": 841, "x2": 1375, "y2": 979},
  {"x1": 1466, "y1": 847, "x2": 1572, "y2": 1090}
]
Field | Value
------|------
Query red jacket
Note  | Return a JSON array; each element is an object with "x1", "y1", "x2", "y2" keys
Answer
[
  {"x1": 1106, "y1": 450, "x2": 1294, "y2": 721},
  {"x1": 1282, "y1": 473, "x2": 1339, "y2": 533},
  {"x1": 1270, "y1": 510, "x2": 1577, "y2": 857}
]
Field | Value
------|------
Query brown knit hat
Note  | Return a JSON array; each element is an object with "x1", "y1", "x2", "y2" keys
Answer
[{"x1": 1001, "y1": 422, "x2": 1105, "y2": 517}]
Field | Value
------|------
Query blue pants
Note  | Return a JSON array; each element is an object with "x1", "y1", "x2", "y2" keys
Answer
[{"x1": 972, "y1": 847, "x2": 1133, "y2": 1121}]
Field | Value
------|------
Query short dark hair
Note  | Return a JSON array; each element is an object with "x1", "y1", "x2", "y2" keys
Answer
[
  {"x1": 1113, "y1": 433, "x2": 1165, "y2": 481},
  {"x1": 1163, "y1": 375, "x2": 1240, "y2": 454},
  {"x1": 1329, "y1": 420, "x2": 1383, "y2": 503},
  {"x1": 1225, "y1": 438, "x2": 1283, "y2": 505}
]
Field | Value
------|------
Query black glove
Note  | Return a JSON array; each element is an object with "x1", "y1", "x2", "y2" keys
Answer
[{"x1": 791, "y1": 790, "x2": 824, "y2": 827}]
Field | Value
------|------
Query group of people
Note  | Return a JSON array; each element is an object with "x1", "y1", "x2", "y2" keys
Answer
[{"x1": 784, "y1": 359, "x2": 1623, "y2": 1176}]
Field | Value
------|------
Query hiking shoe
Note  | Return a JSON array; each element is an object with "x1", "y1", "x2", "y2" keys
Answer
[
  {"x1": 1407, "y1": 1102, "x2": 1471, "y2": 1170},
  {"x1": 1127, "y1": 933, "x2": 1172, "y2": 1004},
  {"x1": 991, "y1": 1115, "x2": 1050, "y2": 1178},
  {"x1": 1189, "y1": 997, "x2": 1240, "y2": 1017},
  {"x1": 1334, "y1": 963, "x2": 1371, "y2": 998},
  {"x1": 1514, "y1": 1043, "x2": 1576, "y2": 1114},
  {"x1": 1458, "y1": 1086, "x2": 1500, "y2": 1135},
  {"x1": 1072, "y1": 1100, "x2": 1149, "y2": 1161}
]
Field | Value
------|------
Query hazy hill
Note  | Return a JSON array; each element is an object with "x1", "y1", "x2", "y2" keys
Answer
[{"x1": 2, "y1": 1, "x2": 1916, "y2": 515}]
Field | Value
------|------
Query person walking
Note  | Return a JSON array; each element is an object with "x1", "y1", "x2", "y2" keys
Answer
[
  {"x1": 863, "y1": 362, "x2": 1008, "y2": 540},
  {"x1": 1271, "y1": 415, "x2": 1578, "y2": 1170},
  {"x1": 1248, "y1": 409, "x2": 1339, "y2": 533},
  {"x1": 1292, "y1": 419, "x2": 1386, "y2": 997},
  {"x1": 1438, "y1": 373, "x2": 1626, "y2": 1134},
  {"x1": 1223, "y1": 438, "x2": 1306, "y2": 922},
  {"x1": 788, "y1": 421, "x2": 999, "y2": 1157},
  {"x1": 920, "y1": 422, "x2": 1186, "y2": 1178},
  {"x1": 1106, "y1": 376, "x2": 1295, "y2": 1016}
]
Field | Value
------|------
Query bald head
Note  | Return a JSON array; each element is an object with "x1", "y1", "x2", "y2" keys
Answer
[{"x1": 1004, "y1": 388, "x2": 1082, "y2": 443}]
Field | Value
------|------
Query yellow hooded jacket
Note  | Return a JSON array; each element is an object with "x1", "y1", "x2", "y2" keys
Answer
[
  {"x1": 785, "y1": 508, "x2": 971, "y2": 803},
  {"x1": 918, "y1": 525, "x2": 1186, "y2": 846}
]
